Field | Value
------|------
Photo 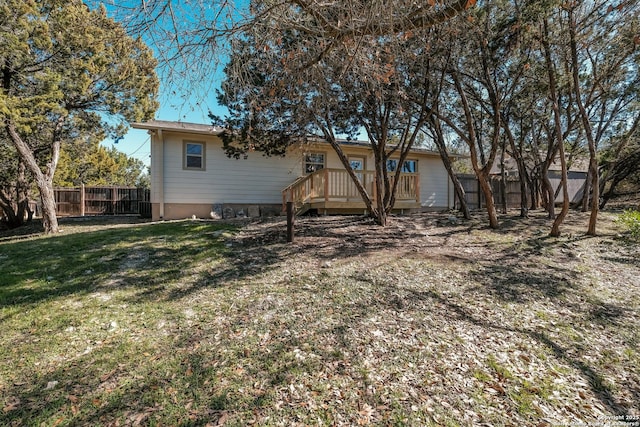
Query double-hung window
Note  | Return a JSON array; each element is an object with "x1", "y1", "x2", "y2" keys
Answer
[
  {"x1": 304, "y1": 153, "x2": 325, "y2": 174},
  {"x1": 184, "y1": 141, "x2": 205, "y2": 171}
]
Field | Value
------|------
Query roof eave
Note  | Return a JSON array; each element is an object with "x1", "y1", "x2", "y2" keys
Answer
[{"x1": 131, "y1": 121, "x2": 226, "y2": 136}]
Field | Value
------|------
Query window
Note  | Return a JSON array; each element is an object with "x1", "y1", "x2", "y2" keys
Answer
[
  {"x1": 386, "y1": 159, "x2": 417, "y2": 173},
  {"x1": 184, "y1": 141, "x2": 205, "y2": 170},
  {"x1": 304, "y1": 152, "x2": 325, "y2": 173}
]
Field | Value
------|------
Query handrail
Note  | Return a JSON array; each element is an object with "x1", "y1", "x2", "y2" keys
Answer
[
  {"x1": 281, "y1": 171, "x2": 318, "y2": 211},
  {"x1": 281, "y1": 174, "x2": 311, "y2": 194}
]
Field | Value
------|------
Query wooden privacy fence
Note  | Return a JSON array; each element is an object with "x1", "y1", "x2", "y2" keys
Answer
[
  {"x1": 54, "y1": 185, "x2": 150, "y2": 217},
  {"x1": 456, "y1": 171, "x2": 588, "y2": 210},
  {"x1": 455, "y1": 174, "x2": 522, "y2": 210}
]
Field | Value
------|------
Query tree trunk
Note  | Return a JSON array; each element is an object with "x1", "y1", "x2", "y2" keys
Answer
[
  {"x1": 0, "y1": 191, "x2": 20, "y2": 228},
  {"x1": 15, "y1": 160, "x2": 31, "y2": 225},
  {"x1": 430, "y1": 115, "x2": 470, "y2": 219},
  {"x1": 502, "y1": 120, "x2": 528, "y2": 217},
  {"x1": 447, "y1": 70, "x2": 499, "y2": 229},
  {"x1": 325, "y1": 135, "x2": 390, "y2": 225},
  {"x1": 530, "y1": 172, "x2": 540, "y2": 210},
  {"x1": 5, "y1": 122, "x2": 60, "y2": 234},
  {"x1": 39, "y1": 178, "x2": 59, "y2": 234},
  {"x1": 541, "y1": 166, "x2": 555, "y2": 220},
  {"x1": 568, "y1": 8, "x2": 598, "y2": 235},
  {"x1": 478, "y1": 172, "x2": 499, "y2": 229},
  {"x1": 0, "y1": 160, "x2": 31, "y2": 229},
  {"x1": 542, "y1": 19, "x2": 569, "y2": 237},
  {"x1": 450, "y1": 168, "x2": 471, "y2": 220},
  {"x1": 499, "y1": 147, "x2": 507, "y2": 214},
  {"x1": 375, "y1": 181, "x2": 387, "y2": 226}
]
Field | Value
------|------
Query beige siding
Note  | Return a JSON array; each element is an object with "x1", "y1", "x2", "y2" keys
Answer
[
  {"x1": 419, "y1": 156, "x2": 452, "y2": 208},
  {"x1": 161, "y1": 133, "x2": 301, "y2": 205},
  {"x1": 151, "y1": 132, "x2": 452, "y2": 209}
]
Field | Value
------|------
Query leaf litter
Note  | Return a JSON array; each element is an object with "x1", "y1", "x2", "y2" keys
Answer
[{"x1": 0, "y1": 211, "x2": 638, "y2": 426}]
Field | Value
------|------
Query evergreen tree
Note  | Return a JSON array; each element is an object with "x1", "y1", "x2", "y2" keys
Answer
[{"x1": 0, "y1": 0, "x2": 158, "y2": 233}]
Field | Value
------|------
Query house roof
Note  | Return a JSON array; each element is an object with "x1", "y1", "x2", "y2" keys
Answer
[
  {"x1": 326, "y1": 138, "x2": 448, "y2": 158},
  {"x1": 131, "y1": 120, "x2": 225, "y2": 136},
  {"x1": 489, "y1": 151, "x2": 589, "y2": 174},
  {"x1": 131, "y1": 120, "x2": 451, "y2": 158}
]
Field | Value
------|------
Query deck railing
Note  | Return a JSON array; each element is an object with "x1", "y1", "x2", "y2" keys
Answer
[{"x1": 282, "y1": 168, "x2": 419, "y2": 212}]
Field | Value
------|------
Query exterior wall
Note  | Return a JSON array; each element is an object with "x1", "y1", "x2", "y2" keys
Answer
[
  {"x1": 418, "y1": 156, "x2": 453, "y2": 209},
  {"x1": 162, "y1": 134, "x2": 301, "y2": 204},
  {"x1": 149, "y1": 130, "x2": 454, "y2": 220},
  {"x1": 548, "y1": 170, "x2": 588, "y2": 204},
  {"x1": 150, "y1": 131, "x2": 303, "y2": 219}
]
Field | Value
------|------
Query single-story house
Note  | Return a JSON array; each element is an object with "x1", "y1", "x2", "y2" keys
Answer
[{"x1": 131, "y1": 120, "x2": 456, "y2": 221}]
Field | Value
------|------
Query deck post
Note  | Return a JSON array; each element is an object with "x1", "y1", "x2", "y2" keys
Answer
[
  {"x1": 372, "y1": 174, "x2": 377, "y2": 204},
  {"x1": 324, "y1": 169, "x2": 329, "y2": 202},
  {"x1": 415, "y1": 175, "x2": 420, "y2": 203},
  {"x1": 286, "y1": 201, "x2": 294, "y2": 243}
]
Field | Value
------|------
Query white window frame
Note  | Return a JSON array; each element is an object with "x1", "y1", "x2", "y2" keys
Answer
[
  {"x1": 304, "y1": 152, "x2": 326, "y2": 174},
  {"x1": 183, "y1": 141, "x2": 206, "y2": 171}
]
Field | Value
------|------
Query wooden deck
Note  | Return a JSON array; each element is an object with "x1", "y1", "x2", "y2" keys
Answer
[{"x1": 282, "y1": 168, "x2": 421, "y2": 215}]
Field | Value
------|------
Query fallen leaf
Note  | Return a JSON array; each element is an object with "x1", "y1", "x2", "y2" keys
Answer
[{"x1": 2, "y1": 396, "x2": 20, "y2": 413}]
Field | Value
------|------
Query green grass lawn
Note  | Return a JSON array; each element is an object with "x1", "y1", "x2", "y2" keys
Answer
[
  {"x1": 1, "y1": 221, "x2": 240, "y2": 426},
  {"x1": 0, "y1": 213, "x2": 638, "y2": 426}
]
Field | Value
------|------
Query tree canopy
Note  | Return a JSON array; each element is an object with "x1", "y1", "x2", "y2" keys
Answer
[
  {"x1": 54, "y1": 140, "x2": 149, "y2": 189},
  {"x1": 0, "y1": 0, "x2": 159, "y2": 232},
  {"x1": 91, "y1": 0, "x2": 639, "y2": 235}
]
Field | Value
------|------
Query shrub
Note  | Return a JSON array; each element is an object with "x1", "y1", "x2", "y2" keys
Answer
[{"x1": 617, "y1": 209, "x2": 640, "y2": 240}]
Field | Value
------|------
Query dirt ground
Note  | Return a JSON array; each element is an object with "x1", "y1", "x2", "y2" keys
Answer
[{"x1": 1, "y1": 207, "x2": 638, "y2": 425}]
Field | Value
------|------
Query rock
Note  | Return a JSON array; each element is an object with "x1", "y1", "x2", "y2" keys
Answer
[
  {"x1": 223, "y1": 207, "x2": 235, "y2": 219},
  {"x1": 248, "y1": 205, "x2": 260, "y2": 218},
  {"x1": 103, "y1": 321, "x2": 117, "y2": 330},
  {"x1": 211, "y1": 203, "x2": 223, "y2": 219}
]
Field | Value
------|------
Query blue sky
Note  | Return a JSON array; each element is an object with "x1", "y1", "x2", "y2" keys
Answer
[
  {"x1": 102, "y1": 90, "x2": 227, "y2": 167},
  {"x1": 98, "y1": 2, "x2": 235, "y2": 167}
]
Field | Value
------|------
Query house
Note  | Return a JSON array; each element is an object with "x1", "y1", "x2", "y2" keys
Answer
[{"x1": 131, "y1": 120, "x2": 456, "y2": 221}]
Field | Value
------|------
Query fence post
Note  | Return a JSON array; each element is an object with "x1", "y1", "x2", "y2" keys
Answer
[
  {"x1": 286, "y1": 201, "x2": 294, "y2": 243},
  {"x1": 80, "y1": 183, "x2": 85, "y2": 217},
  {"x1": 112, "y1": 186, "x2": 117, "y2": 215}
]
